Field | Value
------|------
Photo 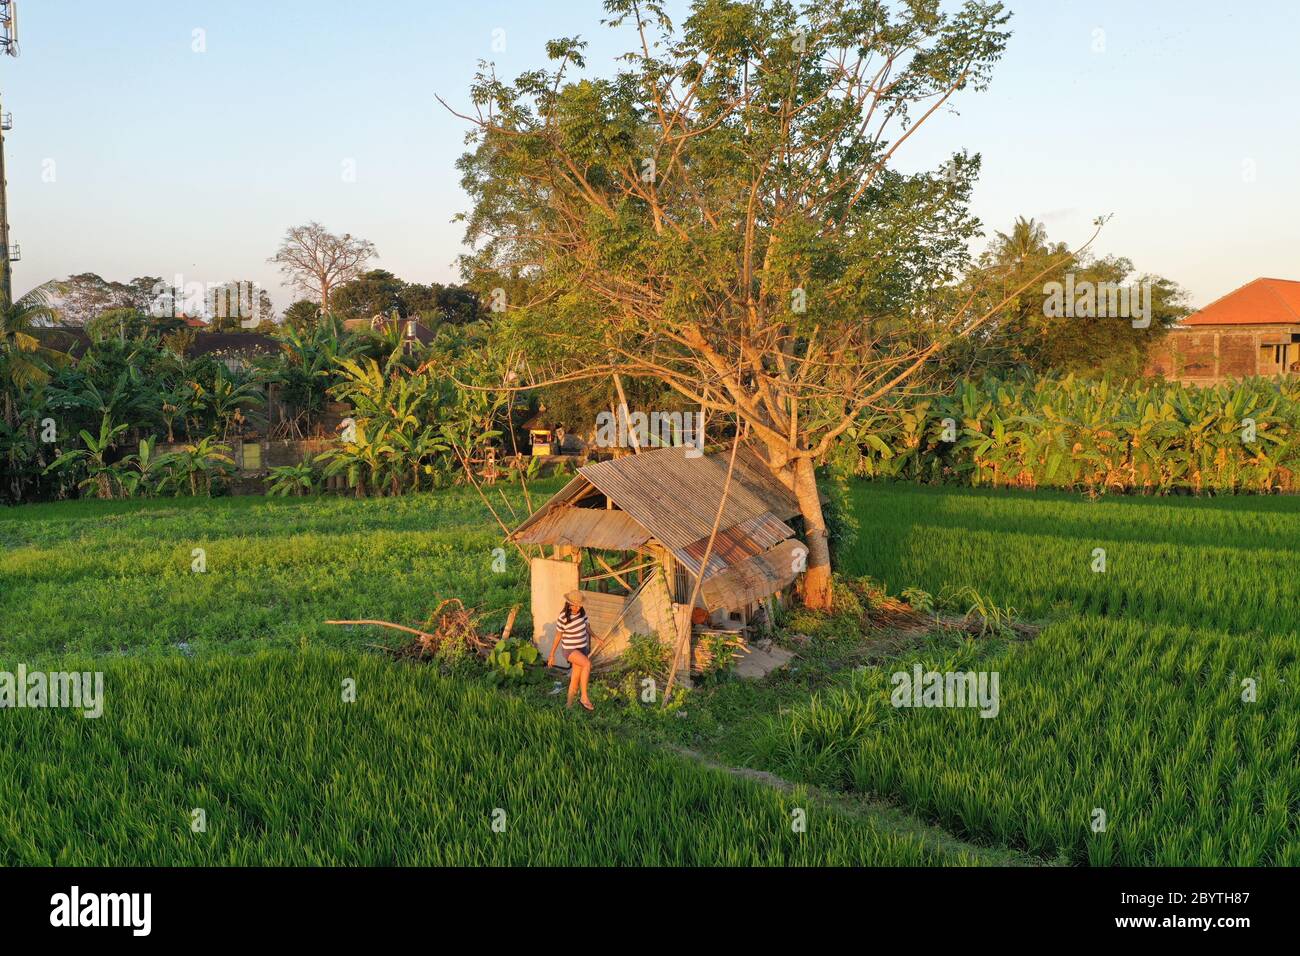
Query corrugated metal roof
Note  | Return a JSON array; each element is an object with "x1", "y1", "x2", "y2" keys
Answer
[
  {"x1": 700, "y1": 538, "x2": 806, "y2": 610},
  {"x1": 676, "y1": 511, "x2": 794, "y2": 578},
  {"x1": 575, "y1": 441, "x2": 799, "y2": 551},
  {"x1": 509, "y1": 442, "x2": 805, "y2": 602},
  {"x1": 509, "y1": 476, "x2": 594, "y2": 541},
  {"x1": 513, "y1": 507, "x2": 651, "y2": 550}
]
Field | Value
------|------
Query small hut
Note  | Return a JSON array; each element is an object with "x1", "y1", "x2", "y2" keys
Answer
[
  {"x1": 521, "y1": 411, "x2": 556, "y2": 456},
  {"x1": 509, "y1": 441, "x2": 807, "y2": 678}
]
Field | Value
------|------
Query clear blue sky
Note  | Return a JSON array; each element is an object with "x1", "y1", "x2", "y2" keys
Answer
[{"x1": 2, "y1": 0, "x2": 1297, "y2": 311}]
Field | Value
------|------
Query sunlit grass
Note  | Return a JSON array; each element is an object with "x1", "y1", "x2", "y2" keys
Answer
[
  {"x1": 0, "y1": 652, "x2": 975, "y2": 866},
  {"x1": 0, "y1": 485, "x2": 554, "y2": 659},
  {"x1": 749, "y1": 483, "x2": 1300, "y2": 865}
]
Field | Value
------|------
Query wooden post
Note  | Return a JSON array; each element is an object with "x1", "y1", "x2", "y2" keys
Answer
[
  {"x1": 662, "y1": 431, "x2": 744, "y2": 704},
  {"x1": 500, "y1": 605, "x2": 519, "y2": 642}
]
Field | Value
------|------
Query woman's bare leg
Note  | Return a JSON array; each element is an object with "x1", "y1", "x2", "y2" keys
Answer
[
  {"x1": 566, "y1": 663, "x2": 580, "y2": 707},
  {"x1": 565, "y1": 651, "x2": 592, "y2": 709}
]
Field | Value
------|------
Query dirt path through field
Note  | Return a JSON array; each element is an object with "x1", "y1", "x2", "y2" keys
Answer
[{"x1": 661, "y1": 742, "x2": 1050, "y2": 867}]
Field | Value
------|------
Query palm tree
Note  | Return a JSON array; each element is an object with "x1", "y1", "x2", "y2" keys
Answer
[
  {"x1": 991, "y1": 216, "x2": 1050, "y2": 266},
  {"x1": 0, "y1": 293, "x2": 64, "y2": 427}
]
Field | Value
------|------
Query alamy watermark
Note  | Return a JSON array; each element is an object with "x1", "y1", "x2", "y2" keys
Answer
[
  {"x1": 0, "y1": 665, "x2": 104, "y2": 718},
  {"x1": 890, "y1": 664, "x2": 1000, "y2": 718},
  {"x1": 50, "y1": 886, "x2": 151, "y2": 936},
  {"x1": 594, "y1": 406, "x2": 704, "y2": 458},
  {"x1": 148, "y1": 275, "x2": 266, "y2": 326},
  {"x1": 1043, "y1": 274, "x2": 1152, "y2": 328}
]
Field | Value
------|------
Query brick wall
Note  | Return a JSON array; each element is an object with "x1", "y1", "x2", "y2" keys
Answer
[{"x1": 1145, "y1": 326, "x2": 1300, "y2": 384}]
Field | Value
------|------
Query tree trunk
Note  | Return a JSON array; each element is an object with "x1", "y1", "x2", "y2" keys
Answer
[{"x1": 791, "y1": 455, "x2": 833, "y2": 610}]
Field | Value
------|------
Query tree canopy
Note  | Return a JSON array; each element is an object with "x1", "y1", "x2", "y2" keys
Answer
[
  {"x1": 452, "y1": 0, "x2": 1026, "y2": 606},
  {"x1": 948, "y1": 216, "x2": 1189, "y2": 378}
]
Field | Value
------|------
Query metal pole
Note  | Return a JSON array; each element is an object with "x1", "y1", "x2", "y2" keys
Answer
[
  {"x1": 1, "y1": 1, "x2": 22, "y2": 310},
  {"x1": 0, "y1": 91, "x2": 11, "y2": 310}
]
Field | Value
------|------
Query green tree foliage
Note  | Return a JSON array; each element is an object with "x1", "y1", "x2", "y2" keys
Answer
[
  {"x1": 282, "y1": 299, "x2": 322, "y2": 332},
  {"x1": 43, "y1": 273, "x2": 165, "y2": 327},
  {"x1": 329, "y1": 269, "x2": 407, "y2": 321},
  {"x1": 86, "y1": 307, "x2": 152, "y2": 343},
  {"x1": 330, "y1": 269, "x2": 483, "y2": 327},
  {"x1": 947, "y1": 217, "x2": 1190, "y2": 377},
  {"x1": 452, "y1": 0, "x2": 1015, "y2": 606}
]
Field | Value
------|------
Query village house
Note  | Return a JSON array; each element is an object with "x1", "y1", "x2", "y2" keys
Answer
[{"x1": 1147, "y1": 277, "x2": 1300, "y2": 384}]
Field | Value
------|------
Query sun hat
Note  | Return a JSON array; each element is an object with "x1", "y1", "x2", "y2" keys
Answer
[{"x1": 564, "y1": 590, "x2": 584, "y2": 606}]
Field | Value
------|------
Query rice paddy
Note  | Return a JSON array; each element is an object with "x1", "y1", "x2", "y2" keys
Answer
[
  {"x1": 0, "y1": 652, "x2": 974, "y2": 866},
  {"x1": 750, "y1": 483, "x2": 1300, "y2": 865},
  {"x1": 0, "y1": 487, "x2": 547, "y2": 660},
  {"x1": 4, "y1": 481, "x2": 1296, "y2": 865}
]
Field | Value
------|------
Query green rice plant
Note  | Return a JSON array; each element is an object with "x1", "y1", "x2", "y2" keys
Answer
[
  {"x1": 0, "y1": 483, "x2": 560, "y2": 660},
  {"x1": 842, "y1": 483, "x2": 1300, "y2": 635},
  {"x1": 0, "y1": 652, "x2": 980, "y2": 867},
  {"x1": 750, "y1": 482, "x2": 1300, "y2": 865}
]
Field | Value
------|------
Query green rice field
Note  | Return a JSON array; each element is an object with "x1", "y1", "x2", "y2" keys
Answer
[
  {"x1": 0, "y1": 651, "x2": 976, "y2": 866},
  {"x1": 0, "y1": 488, "x2": 546, "y2": 660},
  {"x1": 750, "y1": 484, "x2": 1300, "y2": 865},
  {"x1": 3, "y1": 482, "x2": 1297, "y2": 865}
]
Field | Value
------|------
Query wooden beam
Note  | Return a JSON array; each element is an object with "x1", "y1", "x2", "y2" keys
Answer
[{"x1": 582, "y1": 558, "x2": 656, "y2": 587}]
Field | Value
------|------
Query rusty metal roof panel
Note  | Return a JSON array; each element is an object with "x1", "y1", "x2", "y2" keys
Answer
[
  {"x1": 675, "y1": 511, "x2": 796, "y2": 578},
  {"x1": 700, "y1": 538, "x2": 806, "y2": 610}
]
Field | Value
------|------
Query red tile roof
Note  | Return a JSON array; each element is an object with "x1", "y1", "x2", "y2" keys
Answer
[{"x1": 1183, "y1": 277, "x2": 1300, "y2": 326}]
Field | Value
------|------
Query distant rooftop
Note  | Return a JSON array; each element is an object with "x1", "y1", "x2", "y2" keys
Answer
[{"x1": 1182, "y1": 278, "x2": 1300, "y2": 326}]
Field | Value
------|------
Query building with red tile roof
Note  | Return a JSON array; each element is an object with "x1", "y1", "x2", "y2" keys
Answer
[{"x1": 1147, "y1": 278, "x2": 1300, "y2": 384}]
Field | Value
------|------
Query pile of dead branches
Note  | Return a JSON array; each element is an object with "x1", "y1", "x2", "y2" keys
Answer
[{"x1": 327, "y1": 600, "x2": 518, "y2": 661}]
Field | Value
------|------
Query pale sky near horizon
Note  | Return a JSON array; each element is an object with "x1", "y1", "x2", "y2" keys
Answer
[{"x1": 2, "y1": 0, "x2": 1297, "y2": 313}]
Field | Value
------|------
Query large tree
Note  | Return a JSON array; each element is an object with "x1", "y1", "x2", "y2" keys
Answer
[
  {"x1": 206, "y1": 280, "x2": 277, "y2": 331},
  {"x1": 268, "y1": 222, "x2": 376, "y2": 313},
  {"x1": 330, "y1": 269, "x2": 407, "y2": 322},
  {"x1": 330, "y1": 270, "x2": 486, "y2": 327},
  {"x1": 449, "y1": 0, "x2": 1071, "y2": 608},
  {"x1": 40, "y1": 274, "x2": 164, "y2": 328}
]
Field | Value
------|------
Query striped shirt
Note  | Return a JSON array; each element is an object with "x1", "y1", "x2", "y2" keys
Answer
[{"x1": 557, "y1": 608, "x2": 590, "y2": 653}]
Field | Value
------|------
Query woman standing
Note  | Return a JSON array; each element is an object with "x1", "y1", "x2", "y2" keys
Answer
[{"x1": 548, "y1": 590, "x2": 593, "y2": 710}]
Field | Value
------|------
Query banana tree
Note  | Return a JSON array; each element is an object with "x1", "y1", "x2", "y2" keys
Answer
[
  {"x1": 159, "y1": 436, "x2": 235, "y2": 497},
  {"x1": 44, "y1": 415, "x2": 131, "y2": 499}
]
